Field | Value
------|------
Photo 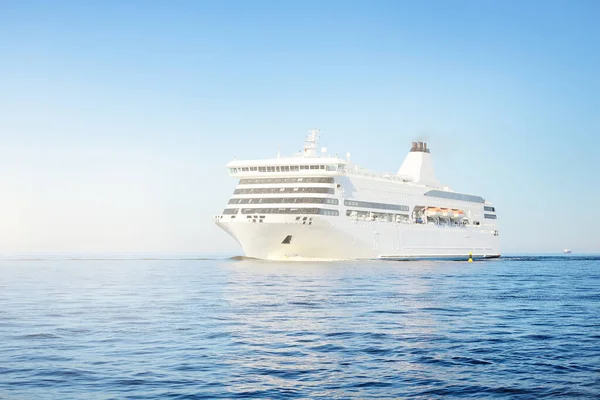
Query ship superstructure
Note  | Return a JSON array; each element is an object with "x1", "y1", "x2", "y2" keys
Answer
[{"x1": 214, "y1": 130, "x2": 499, "y2": 260}]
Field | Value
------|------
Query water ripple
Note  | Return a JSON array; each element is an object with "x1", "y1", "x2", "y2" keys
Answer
[{"x1": 0, "y1": 256, "x2": 599, "y2": 398}]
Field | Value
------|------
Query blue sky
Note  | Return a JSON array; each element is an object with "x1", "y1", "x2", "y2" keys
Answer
[{"x1": 1, "y1": 0, "x2": 599, "y2": 254}]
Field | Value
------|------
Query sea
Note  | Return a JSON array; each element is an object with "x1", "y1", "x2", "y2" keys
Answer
[{"x1": 1, "y1": 254, "x2": 599, "y2": 399}]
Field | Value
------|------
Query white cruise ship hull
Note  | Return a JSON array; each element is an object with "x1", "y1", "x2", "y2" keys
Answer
[
  {"x1": 216, "y1": 215, "x2": 499, "y2": 261},
  {"x1": 215, "y1": 134, "x2": 500, "y2": 261}
]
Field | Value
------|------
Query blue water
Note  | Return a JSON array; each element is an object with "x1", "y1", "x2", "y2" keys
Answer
[{"x1": 1, "y1": 256, "x2": 599, "y2": 399}]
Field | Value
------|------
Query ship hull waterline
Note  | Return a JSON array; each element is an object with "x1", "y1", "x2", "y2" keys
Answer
[{"x1": 217, "y1": 218, "x2": 500, "y2": 262}]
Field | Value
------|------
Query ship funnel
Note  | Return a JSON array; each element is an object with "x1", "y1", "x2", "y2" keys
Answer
[{"x1": 397, "y1": 142, "x2": 439, "y2": 186}]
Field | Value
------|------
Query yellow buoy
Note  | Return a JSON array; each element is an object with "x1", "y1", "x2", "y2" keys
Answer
[{"x1": 468, "y1": 252, "x2": 473, "y2": 262}]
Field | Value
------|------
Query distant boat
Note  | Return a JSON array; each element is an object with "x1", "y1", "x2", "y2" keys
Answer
[{"x1": 563, "y1": 249, "x2": 572, "y2": 254}]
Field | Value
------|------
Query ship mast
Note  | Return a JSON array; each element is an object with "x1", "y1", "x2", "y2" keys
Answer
[{"x1": 303, "y1": 129, "x2": 320, "y2": 157}]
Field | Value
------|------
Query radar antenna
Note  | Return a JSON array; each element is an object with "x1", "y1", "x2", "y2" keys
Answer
[{"x1": 303, "y1": 128, "x2": 320, "y2": 157}]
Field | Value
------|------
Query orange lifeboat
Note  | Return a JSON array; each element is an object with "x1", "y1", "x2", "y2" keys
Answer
[
  {"x1": 452, "y1": 209, "x2": 465, "y2": 218},
  {"x1": 424, "y1": 207, "x2": 442, "y2": 217}
]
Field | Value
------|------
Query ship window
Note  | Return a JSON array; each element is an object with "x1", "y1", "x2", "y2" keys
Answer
[
  {"x1": 239, "y1": 177, "x2": 334, "y2": 184},
  {"x1": 234, "y1": 187, "x2": 335, "y2": 195},
  {"x1": 484, "y1": 206, "x2": 496, "y2": 212},
  {"x1": 258, "y1": 167, "x2": 266, "y2": 172},
  {"x1": 484, "y1": 214, "x2": 497, "y2": 219},
  {"x1": 223, "y1": 208, "x2": 239, "y2": 215},
  {"x1": 240, "y1": 208, "x2": 338, "y2": 216},
  {"x1": 320, "y1": 209, "x2": 339, "y2": 216},
  {"x1": 250, "y1": 167, "x2": 258, "y2": 171},
  {"x1": 309, "y1": 165, "x2": 317, "y2": 170},
  {"x1": 346, "y1": 210, "x2": 369, "y2": 219},
  {"x1": 343, "y1": 199, "x2": 409, "y2": 212},
  {"x1": 346, "y1": 209, "x2": 408, "y2": 222},
  {"x1": 321, "y1": 209, "x2": 338, "y2": 216},
  {"x1": 282, "y1": 235, "x2": 292, "y2": 244},
  {"x1": 231, "y1": 197, "x2": 338, "y2": 205}
]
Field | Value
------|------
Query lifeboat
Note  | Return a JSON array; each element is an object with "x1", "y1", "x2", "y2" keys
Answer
[
  {"x1": 440, "y1": 208, "x2": 451, "y2": 217},
  {"x1": 452, "y1": 209, "x2": 465, "y2": 218},
  {"x1": 424, "y1": 207, "x2": 443, "y2": 217}
]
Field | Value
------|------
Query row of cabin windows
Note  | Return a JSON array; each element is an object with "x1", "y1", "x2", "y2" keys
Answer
[
  {"x1": 240, "y1": 208, "x2": 339, "y2": 216},
  {"x1": 239, "y1": 177, "x2": 334, "y2": 184},
  {"x1": 234, "y1": 187, "x2": 335, "y2": 194},
  {"x1": 344, "y1": 200, "x2": 409, "y2": 212},
  {"x1": 226, "y1": 207, "x2": 494, "y2": 221},
  {"x1": 320, "y1": 209, "x2": 339, "y2": 216},
  {"x1": 347, "y1": 210, "x2": 409, "y2": 222},
  {"x1": 229, "y1": 165, "x2": 341, "y2": 174},
  {"x1": 229, "y1": 197, "x2": 338, "y2": 205},
  {"x1": 484, "y1": 206, "x2": 496, "y2": 212}
]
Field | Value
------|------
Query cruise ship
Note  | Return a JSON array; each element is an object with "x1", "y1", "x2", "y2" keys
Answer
[{"x1": 214, "y1": 130, "x2": 500, "y2": 261}]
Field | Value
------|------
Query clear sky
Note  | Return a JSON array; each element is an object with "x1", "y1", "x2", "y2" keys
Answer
[{"x1": 1, "y1": 0, "x2": 599, "y2": 255}]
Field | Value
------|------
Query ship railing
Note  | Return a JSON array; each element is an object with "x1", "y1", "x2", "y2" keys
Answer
[{"x1": 343, "y1": 163, "x2": 414, "y2": 182}]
